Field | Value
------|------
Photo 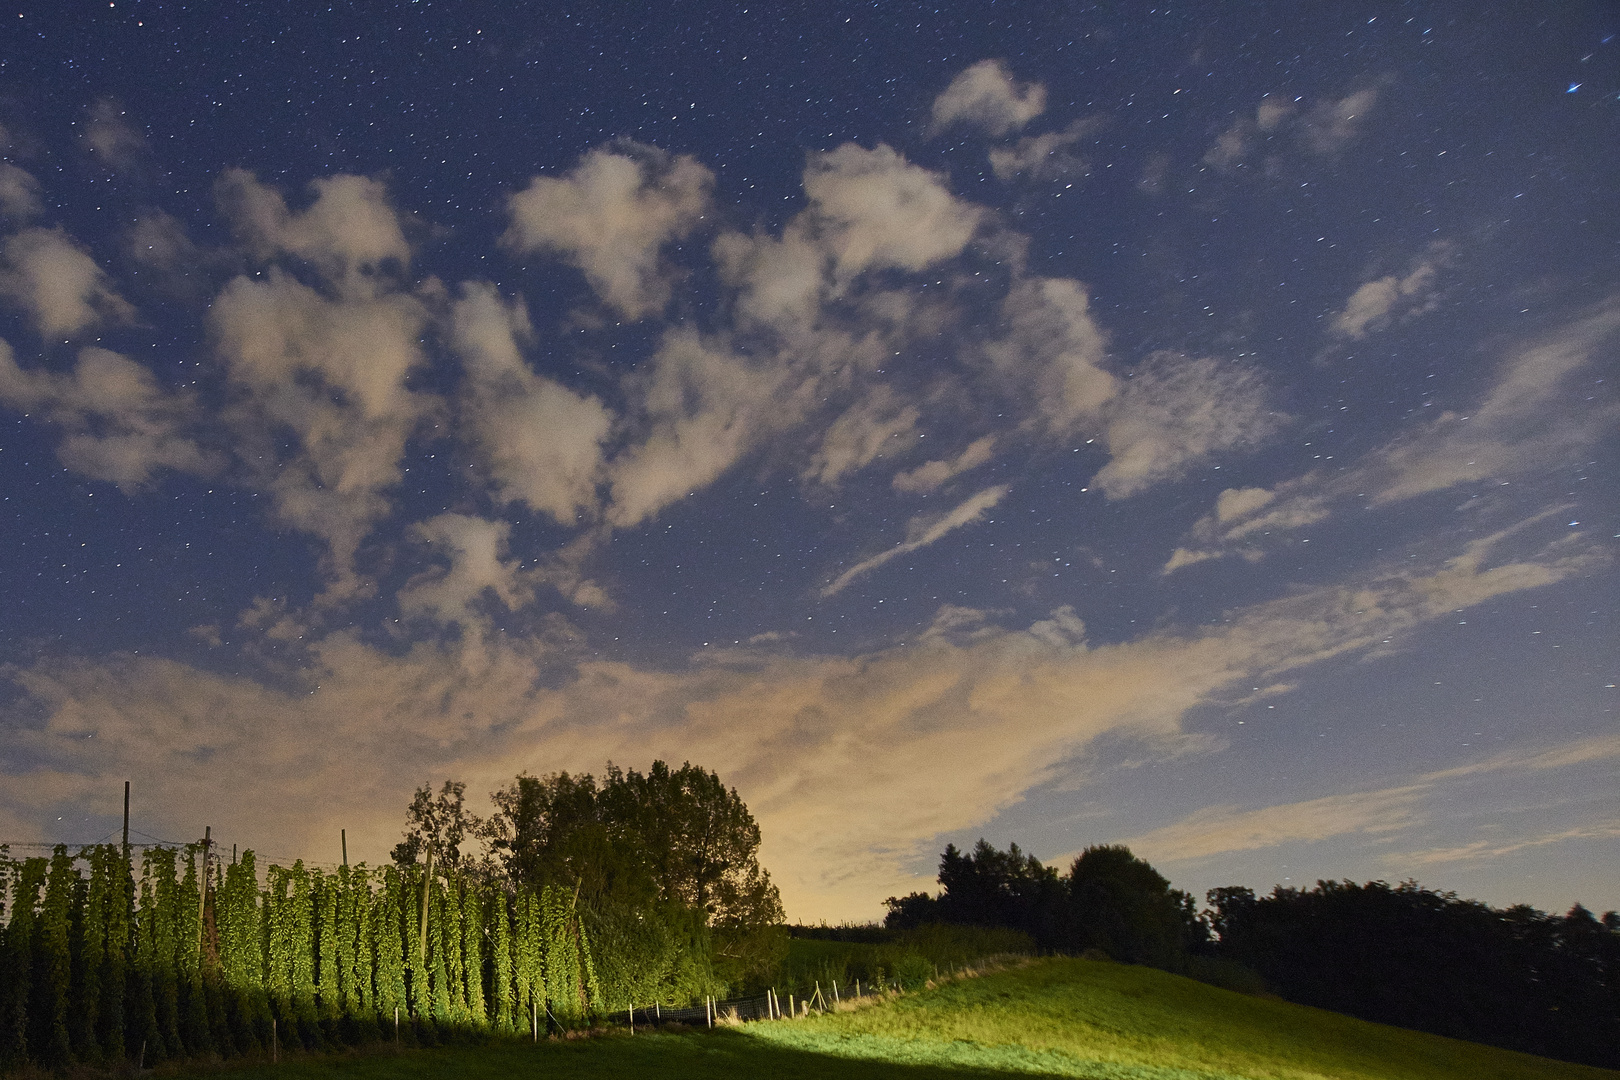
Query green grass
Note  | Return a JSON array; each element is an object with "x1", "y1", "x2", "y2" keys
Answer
[
  {"x1": 775, "y1": 923, "x2": 1035, "y2": 996},
  {"x1": 158, "y1": 957, "x2": 1616, "y2": 1080},
  {"x1": 752, "y1": 957, "x2": 1618, "y2": 1079}
]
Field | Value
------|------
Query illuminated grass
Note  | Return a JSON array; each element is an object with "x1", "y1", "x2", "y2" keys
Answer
[
  {"x1": 167, "y1": 957, "x2": 1616, "y2": 1080},
  {"x1": 750, "y1": 957, "x2": 1617, "y2": 1080}
]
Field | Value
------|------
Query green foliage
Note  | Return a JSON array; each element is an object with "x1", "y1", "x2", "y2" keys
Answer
[
  {"x1": 1, "y1": 857, "x2": 46, "y2": 1072},
  {"x1": 773, "y1": 924, "x2": 1033, "y2": 998}
]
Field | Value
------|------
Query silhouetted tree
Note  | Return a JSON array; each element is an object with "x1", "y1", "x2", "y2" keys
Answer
[
  {"x1": 1064, "y1": 845, "x2": 1204, "y2": 968},
  {"x1": 1207, "y1": 878, "x2": 1620, "y2": 1069}
]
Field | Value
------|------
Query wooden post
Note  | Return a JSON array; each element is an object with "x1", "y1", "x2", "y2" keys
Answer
[
  {"x1": 418, "y1": 843, "x2": 434, "y2": 970},
  {"x1": 394, "y1": 1006, "x2": 399, "y2": 1045},
  {"x1": 341, "y1": 829, "x2": 348, "y2": 868},
  {"x1": 198, "y1": 826, "x2": 211, "y2": 956},
  {"x1": 833, "y1": 980, "x2": 840, "y2": 1004},
  {"x1": 272, "y1": 1018, "x2": 278, "y2": 1063},
  {"x1": 122, "y1": 781, "x2": 130, "y2": 854}
]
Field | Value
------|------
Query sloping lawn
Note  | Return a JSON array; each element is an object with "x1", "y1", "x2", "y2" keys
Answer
[{"x1": 163, "y1": 957, "x2": 1617, "y2": 1080}]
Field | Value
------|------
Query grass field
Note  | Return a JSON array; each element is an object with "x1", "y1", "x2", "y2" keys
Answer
[{"x1": 158, "y1": 957, "x2": 1616, "y2": 1080}]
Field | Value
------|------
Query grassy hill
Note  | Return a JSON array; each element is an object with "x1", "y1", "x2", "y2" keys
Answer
[{"x1": 166, "y1": 957, "x2": 1616, "y2": 1080}]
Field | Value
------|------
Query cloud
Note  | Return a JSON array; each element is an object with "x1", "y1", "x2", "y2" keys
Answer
[
  {"x1": 209, "y1": 267, "x2": 435, "y2": 595},
  {"x1": 1091, "y1": 353, "x2": 1278, "y2": 499},
  {"x1": 1130, "y1": 733, "x2": 1620, "y2": 865},
  {"x1": 1168, "y1": 300, "x2": 1620, "y2": 568},
  {"x1": 0, "y1": 163, "x2": 42, "y2": 220},
  {"x1": 216, "y1": 169, "x2": 412, "y2": 288},
  {"x1": 892, "y1": 435, "x2": 996, "y2": 493},
  {"x1": 81, "y1": 98, "x2": 146, "y2": 170},
  {"x1": 1330, "y1": 247, "x2": 1448, "y2": 340},
  {"x1": 0, "y1": 505, "x2": 1605, "y2": 919},
  {"x1": 606, "y1": 328, "x2": 790, "y2": 528},
  {"x1": 802, "y1": 143, "x2": 984, "y2": 289},
  {"x1": 503, "y1": 142, "x2": 713, "y2": 319},
  {"x1": 1203, "y1": 97, "x2": 1294, "y2": 172},
  {"x1": 982, "y1": 276, "x2": 1116, "y2": 435},
  {"x1": 1300, "y1": 87, "x2": 1382, "y2": 154},
  {"x1": 930, "y1": 60, "x2": 1046, "y2": 137},
  {"x1": 0, "y1": 227, "x2": 136, "y2": 338},
  {"x1": 0, "y1": 341, "x2": 214, "y2": 489},
  {"x1": 805, "y1": 386, "x2": 920, "y2": 487},
  {"x1": 399, "y1": 514, "x2": 535, "y2": 633},
  {"x1": 1204, "y1": 86, "x2": 1382, "y2": 174},
  {"x1": 988, "y1": 119, "x2": 1101, "y2": 182},
  {"x1": 1393, "y1": 821, "x2": 1620, "y2": 868},
  {"x1": 713, "y1": 225, "x2": 825, "y2": 330},
  {"x1": 822, "y1": 484, "x2": 1009, "y2": 596},
  {"x1": 450, "y1": 281, "x2": 612, "y2": 524},
  {"x1": 1127, "y1": 786, "x2": 1429, "y2": 863}
]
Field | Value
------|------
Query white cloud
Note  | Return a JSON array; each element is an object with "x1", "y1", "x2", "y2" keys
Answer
[
  {"x1": 892, "y1": 435, "x2": 996, "y2": 494},
  {"x1": 1331, "y1": 248, "x2": 1447, "y2": 340},
  {"x1": 0, "y1": 162, "x2": 42, "y2": 219},
  {"x1": 822, "y1": 484, "x2": 1009, "y2": 596},
  {"x1": 503, "y1": 142, "x2": 713, "y2": 319},
  {"x1": 930, "y1": 60, "x2": 1046, "y2": 137},
  {"x1": 1394, "y1": 821, "x2": 1620, "y2": 868},
  {"x1": 216, "y1": 169, "x2": 412, "y2": 289},
  {"x1": 1204, "y1": 87, "x2": 1381, "y2": 173},
  {"x1": 1132, "y1": 733, "x2": 1620, "y2": 865},
  {"x1": 210, "y1": 268, "x2": 436, "y2": 596},
  {"x1": 0, "y1": 227, "x2": 135, "y2": 338},
  {"x1": 982, "y1": 276, "x2": 1116, "y2": 435},
  {"x1": 1301, "y1": 87, "x2": 1382, "y2": 154},
  {"x1": 450, "y1": 282, "x2": 612, "y2": 524},
  {"x1": 1092, "y1": 353, "x2": 1278, "y2": 499},
  {"x1": 802, "y1": 143, "x2": 984, "y2": 289},
  {"x1": 712, "y1": 226, "x2": 825, "y2": 330},
  {"x1": 0, "y1": 341, "x2": 214, "y2": 489},
  {"x1": 606, "y1": 328, "x2": 789, "y2": 528},
  {"x1": 399, "y1": 514, "x2": 534, "y2": 633}
]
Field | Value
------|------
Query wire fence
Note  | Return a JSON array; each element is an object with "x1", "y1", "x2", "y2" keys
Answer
[{"x1": 606, "y1": 980, "x2": 879, "y2": 1029}]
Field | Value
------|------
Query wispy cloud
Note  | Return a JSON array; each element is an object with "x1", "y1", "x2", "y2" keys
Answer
[
  {"x1": 822, "y1": 484, "x2": 1009, "y2": 596},
  {"x1": 1165, "y1": 299, "x2": 1620, "y2": 571},
  {"x1": 1128, "y1": 732, "x2": 1620, "y2": 865}
]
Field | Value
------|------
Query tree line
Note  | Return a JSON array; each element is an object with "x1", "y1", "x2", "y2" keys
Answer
[{"x1": 887, "y1": 839, "x2": 1620, "y2": 1069}]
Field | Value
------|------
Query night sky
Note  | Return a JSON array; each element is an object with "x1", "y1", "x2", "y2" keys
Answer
[{"x1": 1, "y1": 1, "x2": 1615, "y2": 923}]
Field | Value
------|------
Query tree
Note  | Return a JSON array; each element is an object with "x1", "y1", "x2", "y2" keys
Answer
[
  {"x1": 885, "y1": 839, "x2": 1065, "y2": 945},
  {"x1": 391, "y1": 781, "x2": 484, "y2": 875},
  {"x1": 1065, "y1": 844, "x2": 1204, "y2": 968}
]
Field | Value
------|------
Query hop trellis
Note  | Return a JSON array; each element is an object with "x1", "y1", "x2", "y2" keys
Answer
[{"x1": 0, "y1": 844, "x2": 598, "y2": 1071}]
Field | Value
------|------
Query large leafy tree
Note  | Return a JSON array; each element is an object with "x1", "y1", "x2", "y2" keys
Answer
[
  {"x1": 1065, "y1": 844, "x2": 1204, "y2": 968},
  {"x1": 478, "y1": 761, "x2": 782, "y2": 928}
]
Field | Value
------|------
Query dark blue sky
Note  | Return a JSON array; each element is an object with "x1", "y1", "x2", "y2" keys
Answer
[{"x1": 1, "y1": 0, "x2": 1615, "y2": 919}]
